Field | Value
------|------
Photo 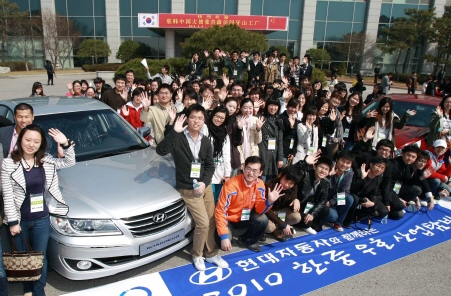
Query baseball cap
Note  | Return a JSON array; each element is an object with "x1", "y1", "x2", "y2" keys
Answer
[{"x1": 433, "y1": 139, "x2": 447, "y2": 148}]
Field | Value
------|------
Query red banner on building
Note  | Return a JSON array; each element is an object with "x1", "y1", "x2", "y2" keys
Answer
[{"x1": 138, "y1": 13, "x2": 288, "y2": 31}]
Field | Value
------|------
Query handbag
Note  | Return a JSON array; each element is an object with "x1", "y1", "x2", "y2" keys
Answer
[{"x1": 3, "y1": 233, "x2": 44, "y2": 282}]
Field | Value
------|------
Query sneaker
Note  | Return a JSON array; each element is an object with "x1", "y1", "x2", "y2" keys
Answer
[
  {"x1": 303, "y1": 227, "x2": 317, "y2": 235},
  {"x1": 420, "y1": 201, "x2": 428, "y2": 207},
  {"x1": 333, "y1": 223, "x2": 344, "y2": 232},
  {"x1": 259, "y1": 234, "x2": 267, "y2": 242},
  {"x1": 237, "y1": 237, "x2": 262, "y2": 252},
  {"x1": 205, "y1": 254, "x2": 229, "y2": 268},
  {"x1": 193, "y1": 257, "x2": 206, "y2": 271},
  {"x1": 402, "y1": 210, "x2": 406, "y2": 214},
  {"x1": 342, "y1": 222, "x2": 352, "y2": 229}
]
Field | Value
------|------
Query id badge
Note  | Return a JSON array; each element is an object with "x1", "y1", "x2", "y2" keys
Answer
[
  {"x1": 378, "y1": 133, "x2": 385, "y2": 141},
  {"x1": 30, "y1": 193, "x2": 44, "y2": 213},
  {"x1": 268, "y1": 138, "x2": 276, "y2": 150},
  {"x1": 241, "y1": 208, "x2": 250, "y2": 221},
  {"x1": 337, "y1": 192, "x2": 346, "y2": 206},
  {"x1": 393, "y1": 182, "x2": 401, "y2": 194},
  {"x1": 343, "y1": 128, "x2": 349, "y2": 138},
  {"x1": 289, "y1": 138, "x2": 295, "y2": 149},
  {"x1": 277, "y1": 210, "x2": 286, "y2": 221},
  {"x1": 304, "y1": 202, "x2": 314, "y2": 214},
  {"x1": 322, "y1": 137, "x2": 327, "y2": 147},
  {"x1": 190, "y1": 162, "x2": 201, "y2": 178},
  {"x1": 233, "y1": 70, "x2": 238, "y2": 76},
  {"x1": 214, "y1": 66, "x2": 218, "y2": 72},
  {"x1": 308, "y1": 146, "x2": 315, "y2": 154}
]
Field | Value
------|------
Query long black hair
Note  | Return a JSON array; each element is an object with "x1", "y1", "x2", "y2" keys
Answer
[{"x1": 207, "y1": 106, "x2": 229, "y2": 158}]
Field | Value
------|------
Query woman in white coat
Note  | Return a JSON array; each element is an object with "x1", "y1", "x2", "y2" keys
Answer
[
  {"x1": 292, "y1": 106, "x2": 319, "y2": 164},
  {"x1": 201, "y1": 106, "x2": 232, "y2": 202}
]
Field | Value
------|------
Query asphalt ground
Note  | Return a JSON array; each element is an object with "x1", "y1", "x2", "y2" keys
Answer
[{"x1": 0, "y1": 72, "x2": 449, "y2": 296}]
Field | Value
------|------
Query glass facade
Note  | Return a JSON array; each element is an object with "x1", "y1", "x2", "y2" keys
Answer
[
  {"x1": 314, "y1": 0, "x2": 367, "y2": 71},
  {"x1": 5, "y1": 0, "x2": 44, "y2": 67},
  {"x1": 119, "y1": 0, "x2": 169, "y2": 59},
  {"x1": 250, "y1": 0, "x2": 302, "y2": 57},
  {"x1": 185, "y1": 0, "x2": 238, "y2": 14}
]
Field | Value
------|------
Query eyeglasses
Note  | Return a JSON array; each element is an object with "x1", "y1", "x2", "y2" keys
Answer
[
  {"x1": 213, "y1": 115, "x2": 226, "y2": 121},
  {"x1": 244, "y1": 167, "x2": 260, "y2": 175},
  {"x1": 377, "y1": 147, "x2": 392, "y2": 153},
  {"x1": 159, "y1": 92, "x2": 171, "y2": 95},
  {"x1": 189, "y1": 116, "x2": 205, "y2": 122}
]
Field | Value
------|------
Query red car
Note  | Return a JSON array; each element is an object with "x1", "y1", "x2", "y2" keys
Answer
[{"x1": 362, "y1": 94, "x2": 442, "y2": 151}]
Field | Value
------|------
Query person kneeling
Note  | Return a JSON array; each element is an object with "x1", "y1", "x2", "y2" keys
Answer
[
  {"x1": 264, "y1": 166, "x2": 302, "y2": 242},
  {"x1": 215, "y1": 156, "x2": 284, "y2": 252}
]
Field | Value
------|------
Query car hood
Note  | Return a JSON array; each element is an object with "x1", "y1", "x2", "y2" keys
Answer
[
  {"x1": 394, "y1": 125, "x2": 429, "y2": 148},
  {"x1": 57, "y1": 148, "x2": 180, "y2": 219}
]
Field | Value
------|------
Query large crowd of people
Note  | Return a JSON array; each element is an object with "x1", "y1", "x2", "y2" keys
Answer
[{"x1": 6, "y1": 49, "x2": 451, "y2": 293}]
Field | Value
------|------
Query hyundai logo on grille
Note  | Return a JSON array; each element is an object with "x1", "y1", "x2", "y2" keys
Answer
[{"x1": 152, "y1": 213, "x2": 167, "y2": 223}]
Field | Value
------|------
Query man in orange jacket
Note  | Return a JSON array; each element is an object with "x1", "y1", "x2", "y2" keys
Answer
[{"x1": 214, "y1": 156, "x2": 285, "y2": 252}]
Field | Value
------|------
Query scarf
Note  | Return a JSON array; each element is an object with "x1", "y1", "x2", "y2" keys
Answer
[{"x1": 208, "y1": 123, "x2": 227, "y2": 158}]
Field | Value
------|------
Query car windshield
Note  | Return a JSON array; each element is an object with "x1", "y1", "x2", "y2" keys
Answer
[
  {"x1": 362, "y1": 100, "x2": 434, "y2": 128},
  {"x1": 34, "y1": 109, "x2": 149, "y2": 162}
]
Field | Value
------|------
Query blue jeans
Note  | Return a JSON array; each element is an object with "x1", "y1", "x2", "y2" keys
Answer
[
  {"x1": 428, "y1": 178, "x2": 451, "y2": 198},
  {"x1": 215, "y1": 211, "x2": 268, "y2": 246},
  {"x1": 9, "y1": 215, "x2": 50, "y2": 296},
  {"x1": 326, "y1": 194, "x2": 354, "y2": 225},
  {"x1": 0, "y1": 236, "x2": 8, "y2": 296},
  {"x1": 343, "y1": 140, "x2": 354, "y2": 151}
]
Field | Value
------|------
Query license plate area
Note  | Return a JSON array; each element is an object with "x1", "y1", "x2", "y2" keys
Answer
[{"x1": 139, "y1": 229, "x2": 185, "y2": 256}]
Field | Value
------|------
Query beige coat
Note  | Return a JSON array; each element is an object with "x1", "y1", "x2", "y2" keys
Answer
[
  {"x1": 264, "y1": 63, "x2": 279, "y2": 83},
  {"x1": 237, "y1": 116, "x2": 262, "y2": 164}
]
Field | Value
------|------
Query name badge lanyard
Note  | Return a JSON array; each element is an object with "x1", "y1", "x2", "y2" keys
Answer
[
  {"x1": 189, "y1": 136, "x2": 202, "y2": 178},
  {"x1": 29, "y1": 165, "x2": 46, "y2": 213}
]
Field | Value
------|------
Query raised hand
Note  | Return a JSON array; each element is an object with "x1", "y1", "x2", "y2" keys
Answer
[
  {"x1": 340, "y1": 111, "x2": 347, "y2": 121},
  {"x1": 366, "y1": 110, "x2": 378, "y2": 118},
  {"x1": 141, "y1": 93, "x2": 151, "y2": 111},
  {"x1": 282, "y1": 76, "x2": 289, "y2": 85},
  {"x1": 256, "y1": 116, "x2": 265, "y2": 130},
  {"x1": 237, "y1": 115, "x2": 246, "y2": 129},
  {"x1": 218, "y1": 88, "x2": 228, "y2": 102},
  {"x1": 48, "y1": 128, "x2": 68, "y2": 146},
  {"x1": 282, "y1": 89, "x2": 292, "y2": 100},
  {"x1": 329, "y1": 108, "x2": 337, "y2": 121},
  {"x1": 203, "y1": 50, "x2": 209, "y2": 58},
  {"x1": 121, "y1": 105, "x2": 129, "y2": 116},
  {"x1": 406, "y1": 109, "x2": 417, "y2": 116},
  {"x1": 176, "y1": 89, "x2": 183, "y2": 102},
  {"x1": 267, "y1": 183, "x2": 285, "y2": 204},
  {"x1": 254, "y1": 99, "x2": 264, "y2": 110},
  {"x1": 179, "y1": 76, "x2": 186, "y2": 85},
  {"x1": 222, "y1": 74, "x2": 229, "y2": 87},
  {"x1": 423, "y1": 167, "x2": 432, "y2": 179},
  {"x1": 167, "y1": 106, "x2": 176, "y2": 124},
  {"x1": 364, "y1": 126, "x2": 376, "y2": 141},
  {"x1": 67, "y1": 81, "x2": 73, "y2": 90},
  {"x1": 305, "y1": 150, "x2": 321, "y2": 165},
  {"x1": 202, "y1": 95, "x2": 213, "y2": 110},
  {"x1": 174, "y1": 114, "x2": 187, "y2": 133},
  {"x1": 329, "y1": 164, "x2": 337, "y2": 176},
  {"x1": 360, "y1": 163, "x2": 369, "y2": 179},
  {"x1": 120, "y1": 89, "x2": 128, "y2": 102}
]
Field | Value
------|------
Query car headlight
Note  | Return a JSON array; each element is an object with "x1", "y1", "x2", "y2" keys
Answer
[{"x1": 50, "y1": 216, "x2": 122, "y2": 236}]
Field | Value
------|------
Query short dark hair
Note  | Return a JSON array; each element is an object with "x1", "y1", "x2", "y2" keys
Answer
[
  {"x1": 417, "y1": 150, "x2": 430, "y2": 162},
  {"x1": 316, "y1": 156, "x2": 333, "y2": 171},
  {"x1": 370, "y1": 156, "x2": 388, "y2": 166},
  {"x1": 336, "y1": 150, "x2": 355, "y2": 163},
  {"x1": 402, "y1": 144, "x2": 420, "y2": 156},
  {"x1": 213, "y1": 47, "x2": 220, "y2": 52},
  {"x1": 232, "y1": 50, "x2": 239, "y2": 55},
  {"x1": 376, "y1": 139, "x2": 394, "y2": 151},
  {"x1": 280, "y1": 53, "x2": 286, "y2": 58},
  {"x1": 268, "y1": 54, "x2": 275, "y2": 58},
  {"x1": 279, "y1": 165, "x2": 301, "y2": 183},
  {"x1": 114, "y1": 74, "x2": 126, "y2": 83},
  {"x1": 244, "y1": 156, "x2": 263, "y2": 171},
  {"x1": 157, "y1": 83, "x2": 172, "y2": 94},
  {"x1": 93, "y1": 77, "x2": 104, "y2": 84},
  {"x1": 287, "y1": 98, "x2": 299, "y2": 109},
  {"x1": 14, "y1": 103, "x2": 33, "y2": 115},
  {"x1": 125, "y1": 69, "x2": 134, "y2": 75},
  {"x1": 11, "y1": 124, "x2": 47, "y2": 165},
  {"x1": 132, "y1": 87, "x2": 144, "y2": 97},
  {"x1": 163, "y1": 65, "x2": 170, "y2": 72},
  {"x1": 183, "y1": 87, "x2": 198, "y2": 102},
  {"x1": 293, "y1": 56, "x2": 300, "y2": 60},
  {"x1": 186, "y1": 104, "x2": 207, "y2": 121},
  {"x1": 199, "y1": 84, "x2": 214, "y2": 95}
]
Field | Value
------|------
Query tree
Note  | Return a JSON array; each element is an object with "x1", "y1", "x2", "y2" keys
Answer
[
  {"x1": 8, "y1": 15, "x2": 41, "y2": 71},
  {"x1": 116, "y1": 40, "x2": 152, "y2": 62},
  {"x1": 305, "y1": 48, "x2": 331, "y2": 69},
  {"x1": 181, "y1": 24, "x2": 268, "y2": 57},
  {"x1": 335, "y1": 32, "x2": 375, "y2": 75},
  {"x1": 311, "y1": 68, "x2": 327, "y2": 86},
  {"x1": 41, "y1": 9, "x2": 81, "y2": 70},
  {"x1": 0, "y1": 0, "x2": 27, "y2": 62},
  {"x1": 77, "y1": 39, "x2": 111, "y2": 64},
  {"x1": 424, "y1": 6, "x2": 451, "y2": 73},
  {"x1": 337, "y1": 62, "x2": 347, "y2": 76},
  {"x1": 377, "y1": 18, "x2": 415, "y2": 79}
]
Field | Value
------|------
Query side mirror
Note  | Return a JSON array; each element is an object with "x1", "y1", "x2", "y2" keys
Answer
[{"x1": 137, "y1": 126, "x2": 150, "y2": 138}]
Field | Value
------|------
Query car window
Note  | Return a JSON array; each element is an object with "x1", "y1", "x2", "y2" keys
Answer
[
  {"x1": 362, "y1": 101, "x2": 435, "y2": 128},
  {"x1": 33, "y1": 109, "x2": 149, "y2": 162}
]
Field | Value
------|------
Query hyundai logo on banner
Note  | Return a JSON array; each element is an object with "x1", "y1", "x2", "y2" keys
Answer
[
  {"x1": 119, "y1": 286, "x2": 152, "y2": 296},
  {"x1": 189, "y1": 267, "x2": 232, "y2": 285}
]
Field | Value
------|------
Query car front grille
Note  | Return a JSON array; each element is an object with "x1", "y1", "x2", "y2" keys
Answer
[{"x1": 121, "y1": 199, "x2": 186, "y2": 237}]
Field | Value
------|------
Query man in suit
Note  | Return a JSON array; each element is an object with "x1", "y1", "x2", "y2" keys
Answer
[
  {"x1": 0, "y1": 103, "x2": 34, "y2": 158},
  {"x1": 301, "y1": 54, "x2": 313, "y2": 81},
  {"x1": 278, "y1": 54, "x2": 290, "y2": 79}
]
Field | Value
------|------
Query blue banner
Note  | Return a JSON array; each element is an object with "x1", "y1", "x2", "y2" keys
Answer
[{"x1": 159, "y1": 206, "x2": 451, "y2": 296}]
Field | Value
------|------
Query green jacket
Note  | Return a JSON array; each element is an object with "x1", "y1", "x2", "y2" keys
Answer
[
  {"x1": 206, "y1": 57, "x2": 225, "y2": 79},
  {"x1": 224, "y1": 57, "x2": 249, "y2": 81}
]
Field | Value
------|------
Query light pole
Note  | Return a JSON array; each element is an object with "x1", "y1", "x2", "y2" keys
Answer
[{"x1": 91, "y1": 55, "x2": 94, "y2": 65}]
